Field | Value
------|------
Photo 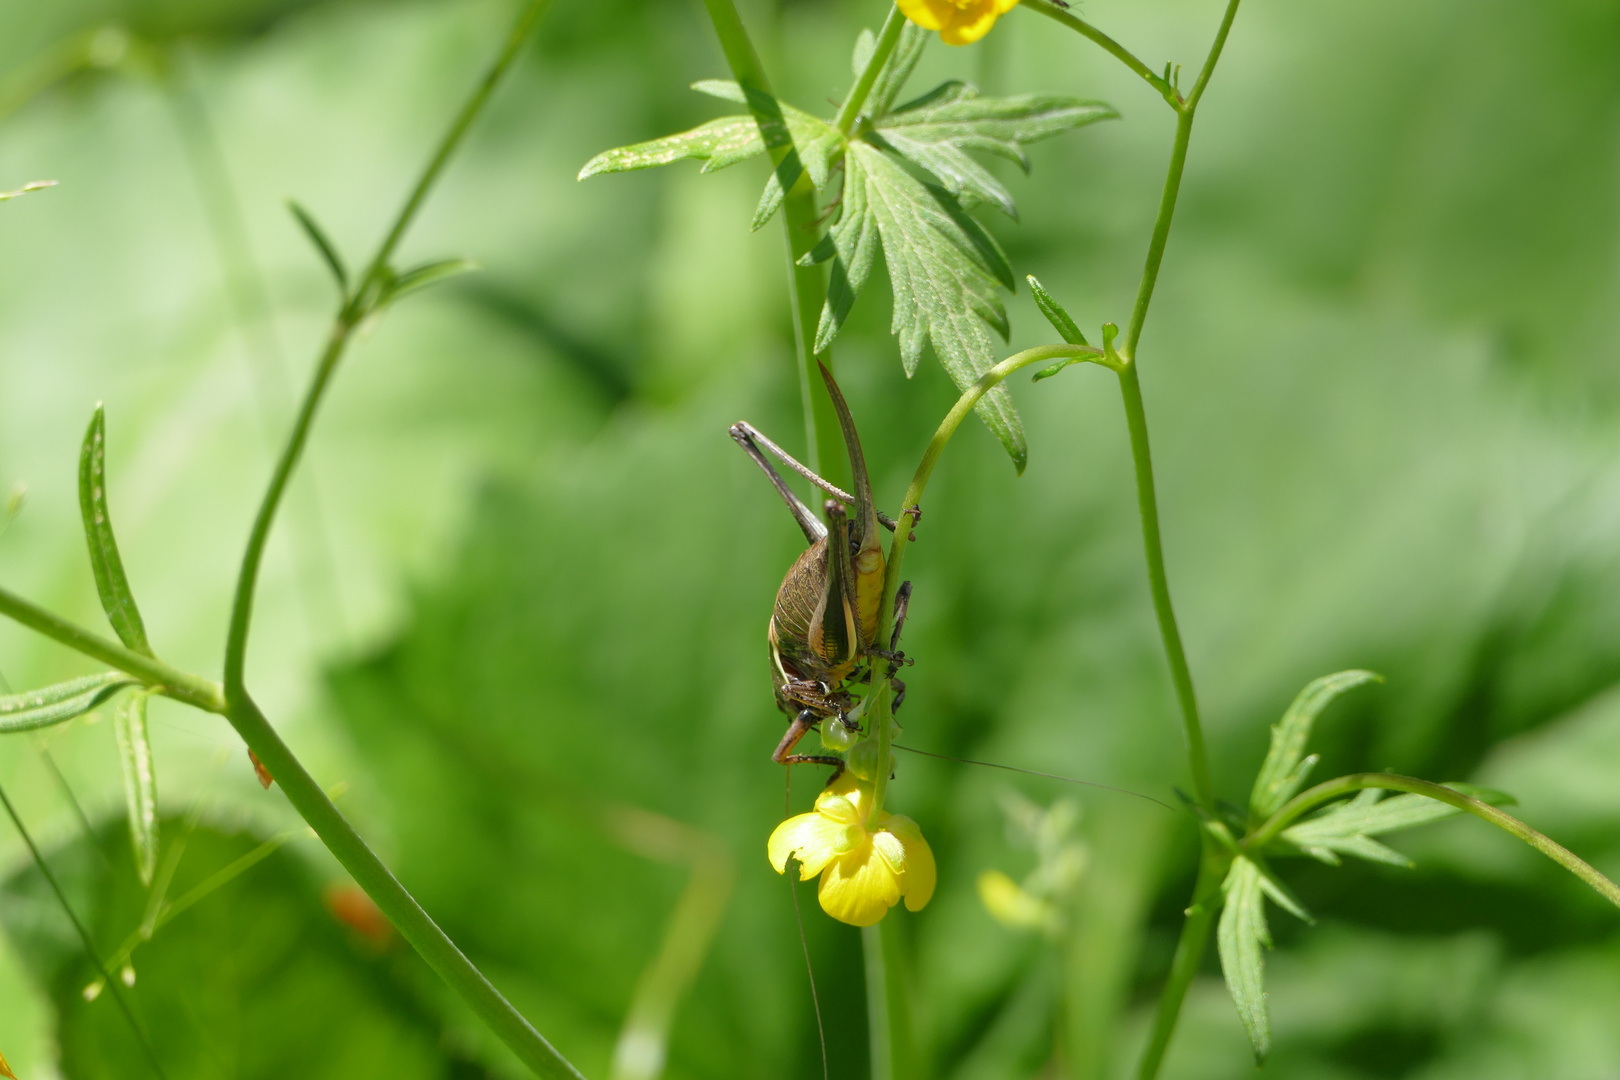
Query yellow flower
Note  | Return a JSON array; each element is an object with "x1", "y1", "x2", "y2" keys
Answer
[
  {"x1": 768, "y1": 773, "x2": 937, "y2": 926},
  {"x1": 897, "y1": 0, "x2": 1022, "y2": 46}
]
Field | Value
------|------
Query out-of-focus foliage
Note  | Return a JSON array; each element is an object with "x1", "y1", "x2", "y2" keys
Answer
[{"x1": 1, "y1": 0, "x2": 1619, "y2": 1077}]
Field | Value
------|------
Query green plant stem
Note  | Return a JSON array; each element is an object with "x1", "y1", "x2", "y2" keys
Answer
[
  {"x1": 1246, "y1": 773, "x2": 1620, "y2": 910},
  {"x1": 1094, "y1": 2, "x2": 1241, "y2": 1077},
  {"x1": 700, "y1": 0, "x2": 842, "y2": 482},
  {"x1": 200, "y1": 3, "x2": 582, "y2": 1075},
  {"x1": 863, "y1": 923, "x2": 894, "y2": 1080},
  {"x1": 1023, "y1": 0, "x2": 1180, "y2": 109},
  {"x1": 1116, "y1": 363, "x2": 1212, "y2": 810},
  {"x1": 835, "y1": 5, "x2": 904, "y2": 134},
  {"x1": 867, "y1": 344, "x2": 1100, "y2": 819},
  {"x1": 1134, "y1": 841, "x2": 1227, "y2": 1080},
  {"x1": 0, "y1": 776, "x2": 169, "y2": 1079},
  {"x1": 0, "y1": 585, "x2": 223, "y2": 712}
]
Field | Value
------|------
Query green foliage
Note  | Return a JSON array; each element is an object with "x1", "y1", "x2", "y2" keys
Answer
[
  {"x1": 0, "y1": 819, "x2": 468, "y2": 1078},
  {"x1": 77, "y1": 406, "x2": 152, "y2": 658},
  {"x1": 285, "y1": 200, "x2": 348, "y2": 294},
  {"x1": 0, "y1": 673, "x2": 134, "y2": 733},
  {"x1": 1249, "y1": 669, "x2": 1379, "y2": 820}
]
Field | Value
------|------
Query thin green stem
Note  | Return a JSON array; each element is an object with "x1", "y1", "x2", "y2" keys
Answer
[
  {"x1": 1116, "y1": 363, "x2": 1212, "y2": 810},
  {"x1": 0, "y1": 585, "x2": 223, "y2": 712},
  {"x1": 700, "y1": 0, "x2": 842, "y2": 482},
  {"x1": 1135, "y1": 840, "x2": 1227, "y2": 1080},
  {"x1": 867, "y1": 344, "x2": 1100, "y2": 819},
  {"x1": 1245, "y1": 773, "x2": 1620, "y2": 909},
  {"x1": 1022, "y1": 0, "x2": 1180, "y2": 109},
  {"x1": 1120, "y1": 112, "x2": 1191, "y2": 362},
  {"x1": 198, "y1": 3, "x2": 582, "y2": 1074},
  {"x1": 0, "y1": 776, "x2": 169, "y2": 1079},
  {"x1": 223, "y1": 0, "x2": 548, "y2": 692},
  {"x1": 863, "y1": 923, "x2": 894, "y2": 1080},
  {"x1": 834, "y1": 5, "x2": 904, "y2": 135}
]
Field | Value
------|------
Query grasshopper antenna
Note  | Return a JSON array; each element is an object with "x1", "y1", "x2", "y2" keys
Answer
[{"x1": 892, "y1": 745, "x2": 1175, "y2": 811}]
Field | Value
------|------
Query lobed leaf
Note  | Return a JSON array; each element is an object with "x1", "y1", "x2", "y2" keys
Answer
[
  {"x1": 1250, "y1": 670, "x2": 1380, "y2": 819},
  {"x1": 1217, "y1": 857, "x2": 1272, "y2": 1061},
  {"x1": 1281, "y1": 783, "x2": 1514, "y2": 868},
  {"x1": 876, "y1": 82, "x2": 1116, "y2": 217},
  {"x1": 864, "y1": 22, "x2": 930, "y2": 120},
  {"x1": 114, "y1": 690, "x2": 159, "y2": 886},
  {"x1": 77, "y1": 407, "x2": 153, "y2": 657},
  {"x1": 804, "y1": 141, "x2": 1026, "y2": 468},
  {"x1": 0, "y1": 673, "x2": 136, "y2": 734}
]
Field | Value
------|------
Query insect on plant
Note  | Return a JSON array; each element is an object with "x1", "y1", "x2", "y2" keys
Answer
[{"x1": 731, "y1": 362, "x2": 916, "y2": 771}]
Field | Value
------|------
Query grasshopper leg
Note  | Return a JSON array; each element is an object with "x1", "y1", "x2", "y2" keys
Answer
[
  {"x1": 773, "y1": 709, "x2": 845, "y2": 772},
  {"x1": 729, "y1": 420, "x2": 901, "y2": 532}
]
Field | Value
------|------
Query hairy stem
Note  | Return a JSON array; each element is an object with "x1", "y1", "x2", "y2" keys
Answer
[
  {"x1": 835, "y1": 5, "x2": 904, "y2": 135},
  {"x1": 1246, "y1": 773, "x2": 1620, "y2": 909},
  {"x1": 1023, "y1": 0, "x2": 1180, "y2": 109},
  {"x1": 700, "y1": 0, "x2": 843, "y2": 482}
]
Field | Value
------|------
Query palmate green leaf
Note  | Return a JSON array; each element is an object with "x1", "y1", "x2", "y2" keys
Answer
[
  {"x1": 78, "y1": 406, "x2": 153, "y2": 657},
  {"x1": 113, "y1": 690, "x2": 158, "y2": 887},
  {"x1": 1281, "y1": 783, "x2": 1515, "y2": 868},
  {"x1": 1250, "y1": 670, "x2": 1381, "y2": 819},
  {"x1": 803, "y1": 140, "x2": 1027, "y2": 468},
  {"x1": 1218, "y1": 857, "x2": 1272, "y2": 1062},
  {"x1": 0, "y1": 673, "x2": 135, "y2": 734},
  {"x1": 875, "y1": 82, "x2": 1117, "y2": 218}
]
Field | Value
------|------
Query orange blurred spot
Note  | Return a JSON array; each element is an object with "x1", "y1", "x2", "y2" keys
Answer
[
  {"x1": 0, "y1": 1046, "x2": 16, "y2": 1079},
  {"x1": 249, "y1": 750, "x2": 274, "y2": 789},
  {"x1": 324, "y1": 883, "x2": 392, "y2": 950}
]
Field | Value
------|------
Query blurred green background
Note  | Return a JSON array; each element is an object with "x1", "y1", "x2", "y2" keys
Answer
[{"x1": 3, "y1": 0, "x2": 1620, "y2": 1076}]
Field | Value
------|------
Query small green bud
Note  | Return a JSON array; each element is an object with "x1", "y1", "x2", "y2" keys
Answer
[
  {"x1": 821, "y1": 719, "x2": 861, "y2": 753},
  {"x1": 846, "y1": 738, "x2": 894, "y2": 782}
]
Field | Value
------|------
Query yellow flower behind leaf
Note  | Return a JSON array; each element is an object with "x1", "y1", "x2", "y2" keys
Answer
[
  {"x1": 768, "y1": 773, "x2": 936, "y2": 926},
  {"x1": 898, "y1": 0, "x2": 1022, "y2": 46}
]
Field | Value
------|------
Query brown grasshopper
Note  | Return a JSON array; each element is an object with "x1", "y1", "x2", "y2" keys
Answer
[{"x1": 731, "y1": 362, "x2": 915, "y2": 769}]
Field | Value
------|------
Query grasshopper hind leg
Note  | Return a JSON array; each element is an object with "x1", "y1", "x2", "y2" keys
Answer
[{"x1": 772, "y1": 709, "x2": 845, "y2": 773}]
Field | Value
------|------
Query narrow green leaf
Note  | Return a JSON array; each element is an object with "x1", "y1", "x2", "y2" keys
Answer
[
  {"x1": 804, "y1": 141, "x2": 1026, "y2": 468},
  {"x1": 286, "y1": 200, "x2": 348, "y2": 293},
  {"x1": 114, "y1": 690, "x2": 158, "y2": 886},
  {"x1": 1250, "y1": 670, "x2": 1381, "y2": 818},
  {"x1": 1027, "y1": 275, "x2": 1089, "y2": 346},
  {"x1": 579, "y1": 115, "x2": 766, "y2": 179},
  {"x1": 1217, "y1": 857, "x2": 1272, "y2": 1062},
  {"x1": 851, "y1": 27, "x2": 876, "y2": 80},
  {"x1": 0, "y1": 179, "x2": 56, "y2": 202},
  {"x1": 0, "y1": 673, "x2": 136, "y2": 734},
  {"x1": 379, "y1": 258, "x2": 480, "y2": 307},
  {"x1": 78, "y1": 407, "x2": 153, "y2": 657}
]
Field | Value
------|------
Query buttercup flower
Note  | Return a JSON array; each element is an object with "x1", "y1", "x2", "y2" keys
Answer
[
  {"x1": 897, "y1": 0, "x2": 1022, "y2": 46},
  {"x1": 768, "y1": 773, "x2": 937, "y2": 926}
]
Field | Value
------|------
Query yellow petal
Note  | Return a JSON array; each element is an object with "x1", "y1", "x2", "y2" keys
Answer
[
  {"x1": 882, "y1": 815, "x2": 937, "y2": 912},
  {"x1": 896, "y1": 0, "x2": 948, "y2": 31},
  {"x1": 977, "y1": 869, "x2": 1051, "y2": 929},
  {"x1": 768, "y1": 812, "x2": 850, "y2": 879},
  {"x1": 940, "y1": 8, "x2": 1001, "y2": 46},
  {"x1": 818, "y1": 840, "x2": 903, "y2": 926},
  {"x1": 816, "y1": 773, "x2": 874, "y2": 824}
]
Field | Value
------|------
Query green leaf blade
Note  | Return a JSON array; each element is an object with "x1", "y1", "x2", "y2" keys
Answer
[
  {"x1": 114, "y1": 690, "x2": 159, "y2": 886},
  {"x1": 1217, "y1": 857, "x2": 1272, "y2": 1062},
  {"x1": 1250, "y1": 670, "x2": 1381, "y2": 818},
  {"x1": 1028, "y1": 275, "x2": 1089, "y2": 346},
  {"x1": 816, "y1": 141, "x2": 1026, "y2": 468},
  {"x1": 379, "y1": 257, "x2": 481, "y2": 307},
  {"x1": 0, "y1": 673, "x2": 136, "y2": 733},
  {"x1": 78, "y1": 407, "x2": 153, "y2": 657},
  {"x1": 286, "y1": 200, "x2": 348, "y2": 293},
  {"x1": 578, "y1": 116, "x2": 766, "y2": 180}
]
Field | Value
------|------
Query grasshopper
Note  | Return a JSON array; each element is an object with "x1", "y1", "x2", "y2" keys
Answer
[{"x1": 731, "y1": 362, "x2": 915, "y2": 769}]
